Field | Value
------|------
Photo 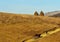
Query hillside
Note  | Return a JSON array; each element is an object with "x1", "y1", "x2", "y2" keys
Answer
[
  {"x1": 37, "y1": 31, "x2": 60, "y2": 42},
  {"x1": 45, "y1": 11, "x2": 60, "y2": 17},
  {"x1": 0, "y1": 12, "x2": 60, "y2": 42}
]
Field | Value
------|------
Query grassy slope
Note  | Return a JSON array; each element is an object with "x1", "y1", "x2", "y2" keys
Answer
[
  {"x1": 0, "y1": 12, "x2": 60, "y2": 42},
  {"x1": 37, "y1": 31, "x2": 60, "y2": 42}
]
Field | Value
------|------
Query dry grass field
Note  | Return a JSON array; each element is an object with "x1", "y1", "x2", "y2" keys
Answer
[
  {"x1": 0, "y1": 12, "x2": 60, "y2": 42},
  {"x1": 37, "y1": 31, "x2": 60, "y2": 42}
]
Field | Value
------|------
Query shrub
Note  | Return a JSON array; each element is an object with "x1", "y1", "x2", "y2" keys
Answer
[
  {"x1": 40, "y1": 11, "x2": 44, "y2": 16},
  {"x1": 34, "y1": 11, "x2": 39, "y2": 16}
]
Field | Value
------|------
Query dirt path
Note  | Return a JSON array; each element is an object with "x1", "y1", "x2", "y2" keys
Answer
[
  {"x1": 23, "y1": 28, "x2": 60, "y2": 42},
  {"x1": 41, "y1": 28, "x2": 60, "y2": 37}
]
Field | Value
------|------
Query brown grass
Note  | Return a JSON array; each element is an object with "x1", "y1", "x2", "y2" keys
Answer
[
  {"x1": 0, "y1": 12, "x2": 60, "y2": 42},
  {"x1": 37, "y1": 31, "x2": 60, "y2": 42}
]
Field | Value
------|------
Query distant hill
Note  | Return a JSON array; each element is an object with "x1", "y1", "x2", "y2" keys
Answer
[{"x1": 45, "y1": 11, "x2": 60, "y2": 17}]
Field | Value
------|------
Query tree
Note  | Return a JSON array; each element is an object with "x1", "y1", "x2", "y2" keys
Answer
[
  {"x1": 34, "y1": 11, "x2": 39, "y2": 16},
  {"x1": 40, "y1": 11, "x2": 44, "y2": 16}
]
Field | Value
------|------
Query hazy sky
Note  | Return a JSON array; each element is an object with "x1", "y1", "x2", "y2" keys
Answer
[{"x1": 0, "y1": 0, "x2": 60, "y2": 14}]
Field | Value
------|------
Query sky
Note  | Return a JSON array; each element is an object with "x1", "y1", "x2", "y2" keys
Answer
[{"x1": 0, "y1": 0, "x2": 60, "y2": 14}]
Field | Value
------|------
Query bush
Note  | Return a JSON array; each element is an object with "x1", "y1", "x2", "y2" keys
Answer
[
  {"x1": 40, "y1": 11, "x2": 44, "y2": 16},
  {"x1": 34, "y1": 11, "x2": 39, "y2": 16}
]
